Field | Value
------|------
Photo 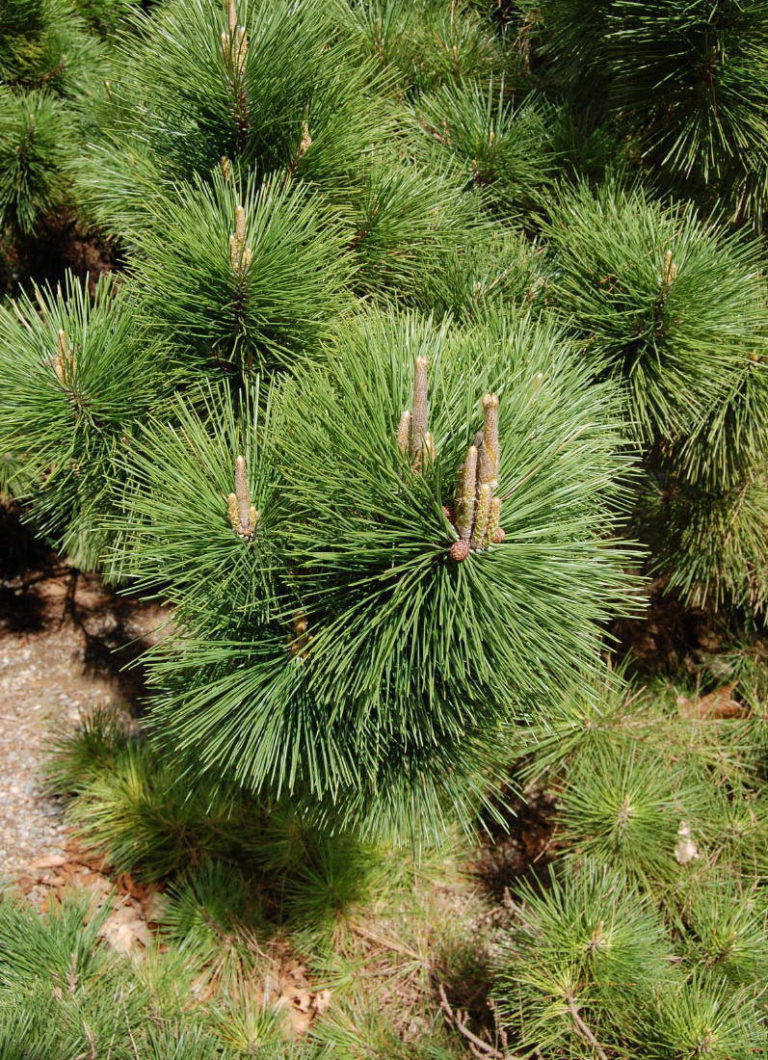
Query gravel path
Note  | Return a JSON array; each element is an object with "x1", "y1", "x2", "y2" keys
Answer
[{"x1": 0, "y1": 558, "x2": 165, "y2": 882}]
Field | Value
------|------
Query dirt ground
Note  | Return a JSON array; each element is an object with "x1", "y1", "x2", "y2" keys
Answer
[{"x1": 0, "y1": 521, "x2": 165, "y2": 882}]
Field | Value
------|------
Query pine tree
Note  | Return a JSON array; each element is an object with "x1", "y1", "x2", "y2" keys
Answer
[
  {"x1": 73, "y1": 0, "x2": 140, "y2": 39},
  {"x1": 0, "y1": 0, "x2": 102, "y2": 96},
  {"x1": 343, "y1": 156, "x2": 487, "y2": 302},
  {"x1": 492, "y1": 861, "x2": 675, "y2": 1057},
  {"x1": 335, "y1": 0, "x2": 514, "y2": 97},
  {"x1": 415, "y1": 79, "x2": 557, "y2": 218},
  {"x1": 73, "y1": 0, "x2": 389, "y2": 234},
  {"x1": 0, "y1": 0, "x2": 128, "y2": 286},
  {"x1": 543, "y1": 179, "x2": 768, "y2": 611},
  {"x1": 490, "y1": 677, "x2": 768, "y2": 1059},
  {"x1": 3, "y1": 0, "x2": 766, "y2": 831},
  {"x1": 106, "y1": 311, "x2": 639, "y2": 837}
]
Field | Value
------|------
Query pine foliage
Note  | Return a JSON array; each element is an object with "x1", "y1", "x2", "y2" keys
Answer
[
  {"x1": 335, "y1": 0, "x2": 512, "y2": 96},
  {"x1": 491, "y1": 675, "x2": 768, "y2": 1059},
  {"x1": 0, "y1": 273, "x2": 170, "y2": 566},
  {"x1": 543, "y1": 180, "x2": 768, "y2": 461},
  {"x1": 543, "y1": 179, "x2": 768, "y2": 609},
  {"x1": 642, "y1": 471, "x2": 768, "y2": 612},
  {"x1": 408, "y1": 225, "x2": 547, "y2": 322},
  {"x1": 0, "y1": 87, "x2": 73, "y2": 235},
  {"x1": 0, "y1": 893, "x2": 293, "y2": 1058},
  {"x1": 344, "y1": 158, "x2": 485, "y2": 302},
  {"x1": 0, "y1": 0, "x2": 102, "y2": 96},
  {"x1": 529, "y1": 0, "x2": 768, "y2": 227},
  {"x1": 131, "y1": 170, "x2": 355, "y2": 374},
  {"x1": 74, "y1": 0, "x2": 388, "y2": 230},
  {"x1": 26, "y1": 685, "x2": 768, "y2": 1059},
  {"x1": 607, "y1": 0, "x2": 768, "y2": 227},
  {"x1": 416, "y1": 81, "x2": 556, "y2": 216},
  {"x1": 493, "y1": 863, "x2": 674, "y2": 1056},
  {"x1": 0, "y1": 0, "x2": 123, "y2": 283},
  {"x1": 73, "y1": 0, "x2": 140, "y2": 38}
]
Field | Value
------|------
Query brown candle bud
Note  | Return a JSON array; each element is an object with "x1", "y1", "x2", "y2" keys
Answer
[
  {"x1": 226, "y1": 492, "x2": 239, "y2": 531},
  {"x1": 478, "y1": 393, "x2": 499, "y2": 490},
  {"x1": 230, "y1": 206, "x2": 250, "y2": 273},
  {"x1": 227, "y1": 0, "x2": 237, "y2": 33},
  {"x1": 298, "y1": 120, "x2": 312, "y2": 157},
  {"x1": 471, "y1": 483, "x2": 492, "y2": 550},
  {"x1": 661, "y1": 249, "x2": 678, "y2": 286},
  {"x1": 234, "y1": 25, "x2": 248, "y2": 73},
  {"x1": 410, "y1": 357, "x2": 429, "y2": 464},
  {"x1": 221, "y1": 20, "x2": 248, "y2": 74},
  {"x1": 397, "y1": 410, "x2": 411, "y2": 454},
  {"x1": 288, "y1": 117, "x2": 313, "y2": 177},
  {"x1": 53, "y1": 329, "x2": 73, "y2": 384},
  {"x1": 235, "y1": 204, "x2": 246, "y2": 243},
  {"x1": 486, "y1": 496, "x2": 502, "y2": 547},
  {"x1": 423, "y1": 431, "x2": 435, "y2": 463},
  {"x1": 455, "y1": 445, "x2": 478, "y2": 542},
  {"x1": 234, "y1": 454, "x2": 252, "y2": 535},
  {"x1": 289, "y1": 611, "x2": 312, "y2": 658}
]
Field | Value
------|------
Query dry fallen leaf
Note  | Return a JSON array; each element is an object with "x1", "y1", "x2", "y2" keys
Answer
[
  {"x1": 313, "y1": 988, "x2": 332, "y2": 1014},
  {"x1": 676, "y1": 683, "x2": 744, "y2": 719},
  {"x1": 284, "y1": 1006, "x2": 313, "y2": 1037},
  {"x1": 293, "y1": 990, "x2": 312, "y2": 1014},
  {"x1": 98, "y1": 903, "x2": 150, "y2": 956},
  {"x1": 272, "y1": 955, "x2": 332, "y2": 1039},
  {"x1": 28, "y1": 854, "x2": 67, "y2": 871}
]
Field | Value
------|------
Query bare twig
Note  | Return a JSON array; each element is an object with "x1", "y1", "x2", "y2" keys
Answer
[
  {"x1": 564, "y1": 990, "x2": 609, "y2": 1060},
  {"x1": 350, "y1": 923, "x2": 421, "y2": 961},
  {"x1": 438, "y1": 983, "x2": 523, "y2": 1060}
]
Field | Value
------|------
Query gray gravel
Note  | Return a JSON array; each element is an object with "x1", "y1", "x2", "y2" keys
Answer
[
  {"x1": 0, "y1": 570, "x2": 165, "y2": 883},
  {"x1": 0, "y1": 639, "x2": 110, "y2": 880}
]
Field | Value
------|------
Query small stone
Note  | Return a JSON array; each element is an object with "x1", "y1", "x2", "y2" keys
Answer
[{"x1": 674, "y1": 821, "x2": 700, "y2": 865}]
